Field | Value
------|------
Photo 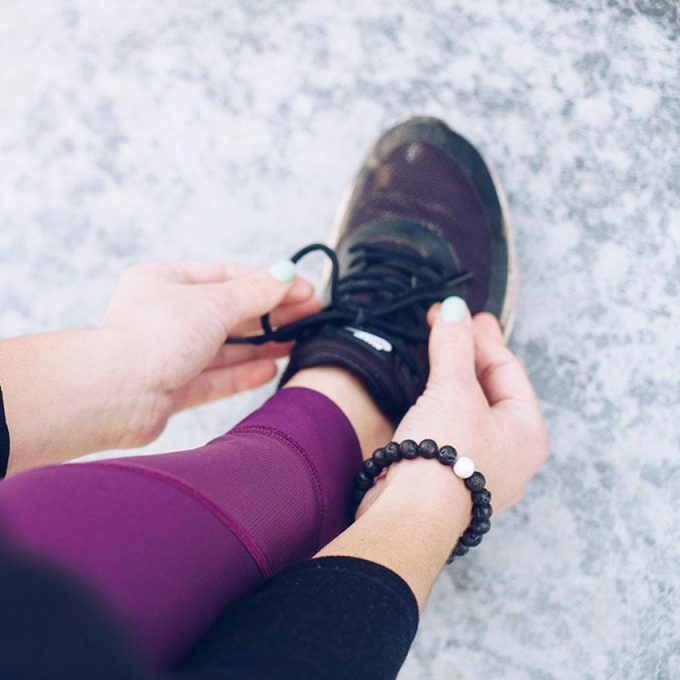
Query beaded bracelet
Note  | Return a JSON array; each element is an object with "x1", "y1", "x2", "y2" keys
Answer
[{"x1": 350, "y1": 439, "x2": 493, "y2": 564}]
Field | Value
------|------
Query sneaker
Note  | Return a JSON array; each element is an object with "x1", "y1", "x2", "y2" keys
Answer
[{"x1": 231, "y1": 116, "x2": 516, "y2": 422}]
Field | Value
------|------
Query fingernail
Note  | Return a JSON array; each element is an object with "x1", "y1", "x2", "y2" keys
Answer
[
  {"x1": 440, "y1": 296, "x2": 467, "y2": 323},
  {"x1": 268, "y1": 259, "x2": 296, "y2": 283}
]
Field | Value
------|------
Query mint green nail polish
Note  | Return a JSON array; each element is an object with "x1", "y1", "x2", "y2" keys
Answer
[
  {"x1": 268, "y1": 259, "x2": 296, "y2": 283},
  {"x1": 440, "y1": 296, "x2": 467, "y2": 323}
]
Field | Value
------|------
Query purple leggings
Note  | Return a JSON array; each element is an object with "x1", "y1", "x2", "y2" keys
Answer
[{"x1": 0, "y1": 387, "x2": 362, "y2": 667}]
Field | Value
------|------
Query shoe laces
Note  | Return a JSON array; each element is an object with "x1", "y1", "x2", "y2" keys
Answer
[{"x1": 226, "y1": 242, "x2": 473, "y2": 372}]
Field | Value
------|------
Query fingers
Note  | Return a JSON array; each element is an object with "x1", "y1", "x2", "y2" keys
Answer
[
  {"x1": 205, "y1": 260, "x2": 305, "y2": 331},
  {"x1": 206, "y1": 340, "x2": 294, "y2": 369},
  {"x1": 178, "y1": 261, "x2": 314, "y2": 304},
  {"x1": 207, "y1": 292, "x2": 320, "y2": 368},
  {"x1": 473, "y1": 311, "x2": 504, "y2": 343},
  {"x1": 425, "y1": 296, "x2": 477, "y2": 390},
  {"x1": 134, "y1": 260, "x2": 255, "y2": 284},
  {"x1": 472, "y1": 313, "x2": 540, "y2": 410},
  {"x1": 282, "y1": 277, "x2": 315, "y2": 304},
  {"x1": 171, "y1": 261, "x2": 255, "y2": 284},
  {"x1": 133, "y1": 260, "x2": 314, "y2": 303},
  {"x1": 172, "y1": 359, "x2": 278, "y2": 411},
  {"x1": 229, "y1": 296, "x2": 322, "y2": 337}
]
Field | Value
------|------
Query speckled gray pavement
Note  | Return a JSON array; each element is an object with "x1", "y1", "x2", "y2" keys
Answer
[{"x1": 1, "y1": 1, "x2": 678, "y2": 678}]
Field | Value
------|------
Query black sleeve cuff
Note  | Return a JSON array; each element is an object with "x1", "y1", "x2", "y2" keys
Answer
[
  {"x1": 176, "y1": 556, "x2": 419, "y2": 680},
  {"x1": 0, "y1": 386, "x2": 10, "y2": 478}
]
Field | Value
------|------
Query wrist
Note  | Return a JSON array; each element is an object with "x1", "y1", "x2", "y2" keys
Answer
[
  {"x1": 354, "y1": 450, "x2": 473, "y2": 577},
  {"x1": 382, "y1": 458, "x2": 472, "y2": 533},
  {"x1": 358, "y1": 452, "x2": 472, "y2": 545},
  {"x1": 1, "y1": 327, "x2": 159, "y2": 474},
  {"x1": 88, "y1": 325, "x2": 165, "y2": 449}
]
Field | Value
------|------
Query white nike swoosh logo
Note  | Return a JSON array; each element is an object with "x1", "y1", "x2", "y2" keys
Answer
[{"x1": 344, "y1": 327, "x2": 393, "y2": 352}]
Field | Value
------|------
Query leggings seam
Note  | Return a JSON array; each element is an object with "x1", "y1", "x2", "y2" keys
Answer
[
  {"x1": 230, "y1": 424, "x2": 326, "y2": 553},
  {"x1": 83, "y1": 461, "x2": 272, "y2": 580}
]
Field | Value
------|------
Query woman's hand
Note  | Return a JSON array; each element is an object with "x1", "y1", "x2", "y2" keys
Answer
[
  {"x1": 1, "y1": 260, "x2": 318, "y2": 474},
  {"x1": 360, "y1": 299, "x2": 550, "y2": 518},
  {"x1": 99, "y1": 260, "x2": 319, "y2": 446},
  {"x1": 321, "y1": 300, "x2": 549, "y2": 610}
]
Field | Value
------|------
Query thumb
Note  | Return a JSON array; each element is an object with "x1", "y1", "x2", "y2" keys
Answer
[
  {"x1": 210, "y1": 259, "x2": 298, "y2": 330},
  {"x1": 426, "y1": 296, "x2": 476, "y2": 389}
]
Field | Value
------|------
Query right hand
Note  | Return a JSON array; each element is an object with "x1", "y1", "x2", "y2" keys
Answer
[{"x1": 372, "y1": 302, "x2": 550, "y2": 515}]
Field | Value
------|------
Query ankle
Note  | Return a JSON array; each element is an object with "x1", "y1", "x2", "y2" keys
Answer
[{"x1": 284, "y1": 366, "x2": 393, "y2": 457}]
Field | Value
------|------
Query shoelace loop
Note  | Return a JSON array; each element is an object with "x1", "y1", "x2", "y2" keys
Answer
[{"x1": 226, "y1": 242, "x2": 473, "y2": 372}]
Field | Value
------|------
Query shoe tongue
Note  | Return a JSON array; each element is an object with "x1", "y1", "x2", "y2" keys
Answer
[
  {"x1": 279, "y1": 219, "x2": 450, "y2": 422},
  {"x1": 338, "y1": 218, "x2": 457, "y2": 281},
  {"x1": 279, "y1": 324, "x2": 424, "y2": 423},
  {"x1": 337, "y1": 220, "x2": 461, "y2": 316}
]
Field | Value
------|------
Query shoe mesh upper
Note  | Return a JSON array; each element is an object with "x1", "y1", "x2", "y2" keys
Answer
[{"x1": 343, "y1": 140, "x2": 492, "y2": 313}]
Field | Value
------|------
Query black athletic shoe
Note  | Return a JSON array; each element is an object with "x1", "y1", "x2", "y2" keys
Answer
[{"x1": 228, "y1": 117, "x2": 516, "y2": 422}]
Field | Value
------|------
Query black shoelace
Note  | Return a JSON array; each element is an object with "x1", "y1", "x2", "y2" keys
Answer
[{"x1": 226, "y1": 242, "x2": 472, "y2": 372}]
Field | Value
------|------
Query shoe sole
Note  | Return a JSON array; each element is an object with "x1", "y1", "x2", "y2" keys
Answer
[
  {"x1": 325, "y1": 119, "x2": 518, "y2": 343},
  {"x1": 486, "y1": 161, "x2": 517, "y2": 341}
]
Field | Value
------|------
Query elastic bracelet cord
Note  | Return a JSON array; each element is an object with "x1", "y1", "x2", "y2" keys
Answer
[{"x1": 350, "y1": 439, "x2": 493, "y2": 564}]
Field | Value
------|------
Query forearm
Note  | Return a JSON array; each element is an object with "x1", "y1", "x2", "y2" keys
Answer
[
  {"x1": 316, "y1": 458, "x2": 471, "y2": 612},
  {"x1": 0, "y1": 328, "x2": 150, "y2": 474}
]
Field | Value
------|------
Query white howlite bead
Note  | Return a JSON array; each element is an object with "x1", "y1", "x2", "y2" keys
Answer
[{"x1": 453, "y1": 456, "x2": 475, "y2": 479}]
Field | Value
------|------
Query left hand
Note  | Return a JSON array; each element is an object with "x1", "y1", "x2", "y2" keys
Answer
[
  {"x1": 99, "y1": 260, "x2": 319, "y2": 447},
  {"x1": 1, "y1": 258, "x2": 318, "y2": 474}
]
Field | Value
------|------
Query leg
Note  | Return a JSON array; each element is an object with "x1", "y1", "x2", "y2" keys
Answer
[
  {"x1": 177, "y1": 309, "x2": 547, "y2": 680},
  {"x1": 1, "y1": 117, "x2": 522, "y2": 677},
  {"x1": 0, "y1": 382, "x2": 389, "y2": 667},
  {"x1": 285, "y1": 366, "x2": 392, "y2": 456},
  {"x1": 174, "y1": 118, "x2": 535, "y2": 677}
]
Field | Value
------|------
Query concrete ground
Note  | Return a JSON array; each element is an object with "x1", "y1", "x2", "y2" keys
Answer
[{"x1": 1, "y1": 1, "x2": 677, "y2": 678}]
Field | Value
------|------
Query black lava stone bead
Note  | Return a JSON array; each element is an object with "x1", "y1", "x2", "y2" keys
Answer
[
  {"x1": 372, "y1": 448, "x2": 387, "y2": 468},
  {"x1": 355, "y1": 472, "x2": 372, "y2": 491},
  {"x1": 398, "y1": 439, "x2": 418, "y2": 460},
  {"x1": 461, "y1": 530, "x2": 483, "y2": 547},
  {"x1": 464, "y1": 471, "x2": 486, "y2": 492},
  {"x1": 453, "y1": 543, "x2": 470, "y2": 557},
  {"x1": 470, "y1": 519, "x2": 491, "y2": 535},
  {"x1": 418, "y1": 439, "x2": 438, "y2": 459},
  {"x1": 351, "y1": 489, "x2": 365, "y2": 506},
  {"x1": 472, "y1": 504, "x2": 493, "y2": 520},
  {"x1": 384, "y1": 442, "x2": 401, "y2": 463},
  {"x1": 472, "y1": 489, "x2": 491, "y2": 505},
  {"x1": 363, "y1": 459, "x2": 380, "y2": 478},
  {"x1": 436, "y1": 445, "x2": 458, "y2": 465}
]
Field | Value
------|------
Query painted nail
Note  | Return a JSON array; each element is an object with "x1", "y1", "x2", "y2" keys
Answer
[
  {"x1": 440, "y1": 296, "x2": 467, "y2": 323},
  {"x1": 268, "y1": 259, "x2": 296, "y2": 283}
]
